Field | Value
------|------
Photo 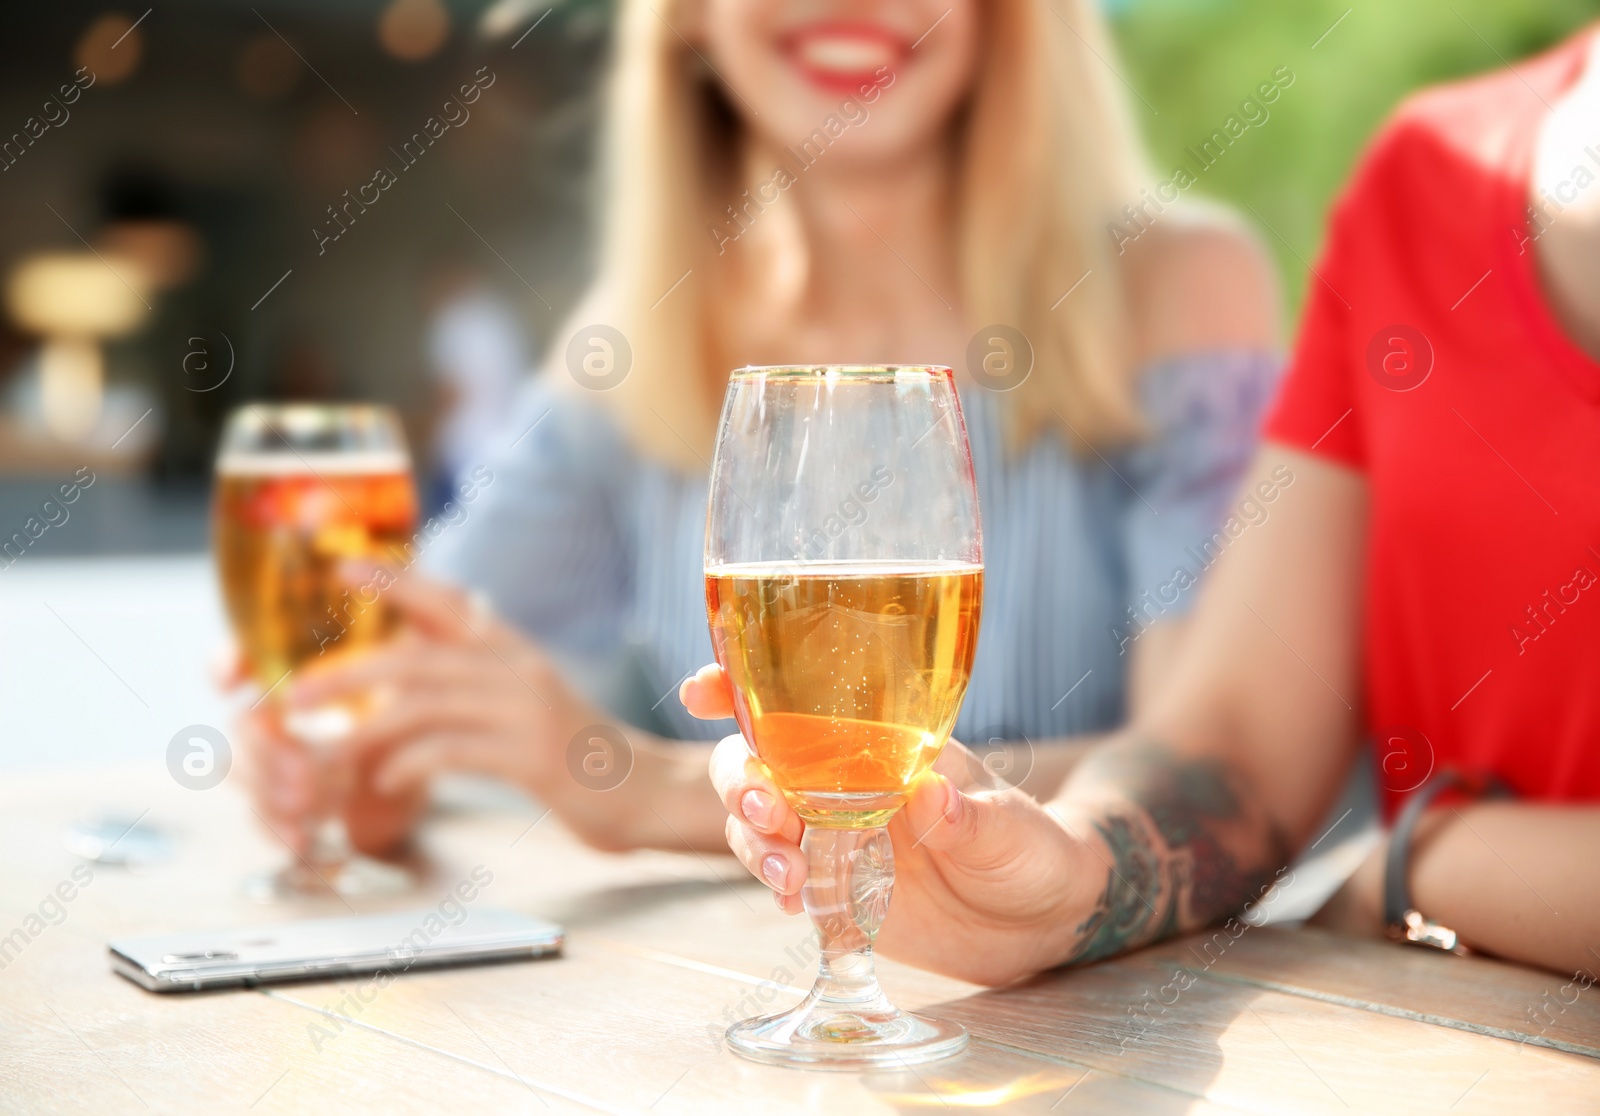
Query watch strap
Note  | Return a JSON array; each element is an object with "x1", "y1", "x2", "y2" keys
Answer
[{"x1": 1382, "y1": 768, "x2": 1512, "y2": 946}]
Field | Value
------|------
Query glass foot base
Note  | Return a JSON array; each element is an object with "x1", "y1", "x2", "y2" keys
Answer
[
  {"x1": 727, "y1": 1002, "x2": 968, "y2": 1070},
  {"x1": 245, "y1": 856, "x2": 415, "y2": 903}
]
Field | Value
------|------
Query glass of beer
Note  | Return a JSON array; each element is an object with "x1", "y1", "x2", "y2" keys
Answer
[
  {"x1": 705, "y1": 365, "x2": 983, "y2": 1068},
  {"x1": 214, "y1": 403, "x2": 419, "y2": 899}
]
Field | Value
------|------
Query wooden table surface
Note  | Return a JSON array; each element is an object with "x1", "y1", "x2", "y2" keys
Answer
[{"x1": 2, "y1": 764, "x2": 1596, "y2": 1115}]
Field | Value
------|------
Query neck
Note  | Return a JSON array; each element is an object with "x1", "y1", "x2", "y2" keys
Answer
[
  {"x1": 724, "y1": 134, "x2": 962, "y2": 323},
  {"x1": 1531, "y1": 34, "x2": 1600, "y2": 360}
]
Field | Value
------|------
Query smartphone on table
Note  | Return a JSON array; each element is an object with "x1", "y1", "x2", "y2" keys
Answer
[{"x1": 110, "y1": 909, "x2": 564, "y2": 993}]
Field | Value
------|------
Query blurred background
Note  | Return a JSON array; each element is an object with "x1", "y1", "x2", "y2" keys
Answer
[{"x1": 0, "y1": 0, "x2": 1594, "y2": 557}]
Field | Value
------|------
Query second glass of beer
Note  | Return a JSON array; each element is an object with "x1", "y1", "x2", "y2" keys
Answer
[{"x1": 214, "y1": 403, "x2": 418, "y2": 899}]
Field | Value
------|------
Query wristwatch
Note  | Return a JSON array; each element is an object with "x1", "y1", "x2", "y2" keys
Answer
[{"x1": 1382, "y1": 768, "x2": 1512, "y2": 954}]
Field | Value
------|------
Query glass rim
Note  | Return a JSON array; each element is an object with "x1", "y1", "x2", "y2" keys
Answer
[
  {"x1": 217, "y1": 401, "x2": 411, "y2": 472},
  {"x1": 728, "y1": 364, "x2": 954, "y2": 382}
]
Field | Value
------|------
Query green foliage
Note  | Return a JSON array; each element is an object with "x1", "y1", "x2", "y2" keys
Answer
[{"x1": 1109, "y1": 0, "x2": 1600, "y2": 313}]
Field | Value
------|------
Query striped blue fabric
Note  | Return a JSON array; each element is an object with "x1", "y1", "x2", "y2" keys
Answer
[{"x1": 426, "y1": 350, "x2": 1280, "y2": 744}]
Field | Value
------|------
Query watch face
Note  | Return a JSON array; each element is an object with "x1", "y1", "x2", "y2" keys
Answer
[{"x1": 1400, "y1": 910, "x2": 1463, "y2": 954}]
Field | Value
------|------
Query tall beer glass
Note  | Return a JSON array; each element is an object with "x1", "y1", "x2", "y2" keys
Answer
[
  {"x1": 705, "y1": 366, "x2": 982, "y2": 1068},
  {"x1": 215, "y1": 403, "x2": 418, "y2": 899}
]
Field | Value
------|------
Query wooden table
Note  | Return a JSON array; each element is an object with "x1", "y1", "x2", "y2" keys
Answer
[{"x1": 2, "y1": 765, "x2": 1596, "y2": 1114}]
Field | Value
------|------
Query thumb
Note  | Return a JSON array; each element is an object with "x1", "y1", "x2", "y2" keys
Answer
[
  {"x1": 679, "y1": 663, "x2": 735, "y2": 720},
  {"x1": 899, "y1": 770, "x2": 1037, "y2": 867}
]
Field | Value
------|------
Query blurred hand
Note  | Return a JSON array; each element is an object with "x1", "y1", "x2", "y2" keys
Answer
[
  {"x1": 230, "y1": 566, "x2": 602, "y2": 856},
  {"x1": 234, "y1": 701, "x2": 424, "y2": 858},
  {"x1": 679, "y1": 664, "x2": 1099, "y2": 986}
]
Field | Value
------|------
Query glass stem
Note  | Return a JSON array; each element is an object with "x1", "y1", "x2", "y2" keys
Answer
[
  {"x1": 801, "y1": 826, "x2": 899, "y2": 1022},
  {"x1": 306, "y1": 815, "x2": 351, "y2": 869}
]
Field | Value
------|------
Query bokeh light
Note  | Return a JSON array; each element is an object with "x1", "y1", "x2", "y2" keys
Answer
[
  {"x1": 378, "y1": 0, "x2": 450, "y2": 62},
  {"x1": 74, "y1": 10, "x2": 145, "y2": 86},
  {"x1": 6, "y1": 252, "x2": 149, "y2": 338},
  {"x1": 237, "y1": 31, "x2": 302, "y2": 101}
]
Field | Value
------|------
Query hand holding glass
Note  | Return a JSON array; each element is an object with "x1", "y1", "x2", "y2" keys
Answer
[{"x1": 705, "y1": 365, "x2": 983, "y2": 1068}]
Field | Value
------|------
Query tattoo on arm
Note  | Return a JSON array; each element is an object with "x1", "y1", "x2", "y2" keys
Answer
[{"x1": 1063, "y1": 738, "x2": 1289, "y2": 964}]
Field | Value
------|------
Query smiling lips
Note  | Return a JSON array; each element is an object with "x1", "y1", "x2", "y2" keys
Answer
[{"x1": 779, "y1": 22, "x2": 909, "y2": 93}]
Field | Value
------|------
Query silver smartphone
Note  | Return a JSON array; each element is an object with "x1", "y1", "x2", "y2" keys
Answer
[{"x1": 109, "y1": 908, "x2": 564, "y2": 993}]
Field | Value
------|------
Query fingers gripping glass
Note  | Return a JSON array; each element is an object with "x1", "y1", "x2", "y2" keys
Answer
[
  {"x1": 705, "y1": 366, "x2": 983, "y2": 1068},
  {"x1": 215, "y1": 404, "x2": 419, "y2": 900}
]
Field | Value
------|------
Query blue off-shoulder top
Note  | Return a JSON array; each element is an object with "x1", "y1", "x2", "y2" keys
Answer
[{"x1": 426, "y1": 350, "x2": 1281, "y2": 744}]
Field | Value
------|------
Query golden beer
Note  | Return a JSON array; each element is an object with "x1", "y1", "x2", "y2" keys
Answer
[
  {"x1": 215, "y1": 453, "x2": 417, "y2": 688},
  {"x1": 706, "y1": 561, "x2": 982, "y2": 826}
]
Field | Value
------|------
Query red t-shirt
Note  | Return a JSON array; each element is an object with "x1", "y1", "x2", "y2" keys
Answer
[{"x1": 1264, "y1": 26, "x2": 1600, "y2": 815}]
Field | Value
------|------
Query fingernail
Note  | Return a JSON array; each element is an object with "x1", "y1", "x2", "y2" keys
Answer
[
  {"x1": 741, "y1": 789, "x2": 774, "y2": 830},
  {"x1": 761, "y1": 854, "x2": 788, "y2": 891},
  {"x1": 774, "y1": 891, "x2": 790, "y2": 913}
]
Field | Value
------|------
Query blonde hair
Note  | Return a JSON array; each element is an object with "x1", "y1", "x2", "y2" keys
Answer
[{"x1": 579, "y1": 0, "x2": 1151, "y2": 471}]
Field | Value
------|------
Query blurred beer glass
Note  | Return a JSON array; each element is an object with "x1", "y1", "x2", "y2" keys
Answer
[{"x1": 214, "y1": 403, "x2": 418, "y2": 899}]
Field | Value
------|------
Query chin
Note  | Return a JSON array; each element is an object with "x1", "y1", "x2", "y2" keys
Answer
[{"x1": 745, "y1": 106, "x2": 939, "y2": 172}]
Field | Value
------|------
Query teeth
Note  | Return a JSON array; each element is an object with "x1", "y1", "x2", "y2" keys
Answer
[{"x1": 795, "y1": 36, "x2": 895, "y2": 73}]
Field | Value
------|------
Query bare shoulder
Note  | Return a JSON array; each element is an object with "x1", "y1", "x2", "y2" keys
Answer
[{"x1": 1120, "y1": 204, "x2": 1282, "y2": 366}]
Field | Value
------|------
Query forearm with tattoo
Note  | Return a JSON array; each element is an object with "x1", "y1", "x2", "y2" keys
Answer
[{"x1": 1058, "y1": 738, "x2": 1291, "y2": 964}]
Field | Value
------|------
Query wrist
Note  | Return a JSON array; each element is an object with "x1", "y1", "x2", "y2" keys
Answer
[
  {"x1": 1317, "y1": 804, "x2": 1462, "y2": 940},
  {"x1": 549, "y1": 717, "x2": 647, "y2": 850},
  {"x1": 594, "y1": 736, "x2": 669, "y2": 850},
  {"x1": 1041, "y1": 804, "x2": 1117, "y2": 968},
  {"x1": 1382, "y1": 805, "x2": 1459, "y2": 926},
  {"x1": 553, "y1": 726, "x2": 691, "y2": 852}
]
